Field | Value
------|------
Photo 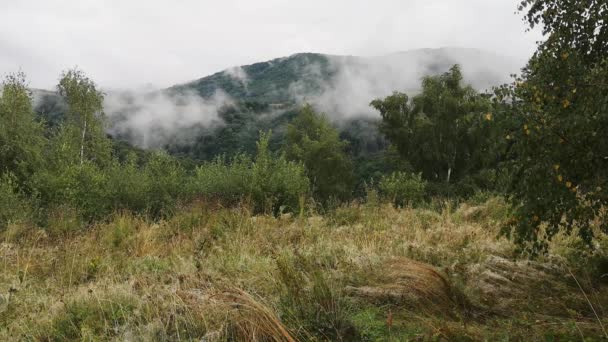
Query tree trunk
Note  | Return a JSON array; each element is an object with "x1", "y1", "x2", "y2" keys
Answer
[
  {"x1": 446, "y1": 167, "x2": 452, "y2": 184},
  {"x1": 80, "y1": 117, "x2": 87, "y2": 165}
]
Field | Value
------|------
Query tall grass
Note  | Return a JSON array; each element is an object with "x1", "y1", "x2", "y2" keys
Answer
[{"x1": 1, "y1": 197, "x2": 607, "y2": 340}]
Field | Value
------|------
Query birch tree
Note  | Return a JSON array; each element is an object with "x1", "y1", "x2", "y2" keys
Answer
[{"x1": 57, "y1": 69, "x2": 110, "y2": 167}]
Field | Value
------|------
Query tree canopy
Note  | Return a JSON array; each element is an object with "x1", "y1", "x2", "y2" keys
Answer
[
  {"x1": 285, "y1": 105, "x2": 354, "y2": 205},
  {"x1": 371, "y1": 65, "x2": 500, "y2": 195},
  {"x1": 495, "y1": 0, "x2": 608, "y2": 252}
]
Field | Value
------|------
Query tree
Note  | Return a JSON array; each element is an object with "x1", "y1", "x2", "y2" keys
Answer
[
  {"x1": 56, "y1": 69, "x2": 111, "y2": 167},
  {"x1": 494, "y1": 0, "x2": 608, "y2": 252},
  {"x1": 0, "y1": 72, "x2": 45, "y2": 189},
  {"x1": 285, "y1": 105, "x2": 354, "y2": 204},
  {"x1": 371, "y1": 65, "x2": 497, "y2": 193}
]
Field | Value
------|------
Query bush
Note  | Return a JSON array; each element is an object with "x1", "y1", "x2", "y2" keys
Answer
[
  {"x1": 141, "y1": 152, "x2": 189, "y2": 218},
  {"x1": 33, "y1": 151, "x2": 193, "y2": 224},
  {"x1": 0, "y1": 173, "x2": 33, "y2": 231},
  {"x1": 379, "y1": 172, "x2": 426, "y2": 207},
  {"x1": 193, "y1": 154, "x2": 253, "y2": 205},
  {"x1": 32, "y1": 162, "x2": 110, "y2": 221},
  {"x1": 250, "y1": 132, "x2": 310, "y2": 214},
  {"x1": 193, "y1": 131, "x2": 309, "y2": 214},
  {"x1": 105, "y1": 154, "x2": 150, "y2": 214}
]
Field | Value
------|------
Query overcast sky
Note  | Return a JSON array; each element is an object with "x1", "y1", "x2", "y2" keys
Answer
[{"x1": 0, "y1": 0, "x2": 542, "y2": 89}]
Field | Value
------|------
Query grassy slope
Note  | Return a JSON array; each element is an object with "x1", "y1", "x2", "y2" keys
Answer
[{"x1": 1, "y1": 198, "x2": 607, "y2": 341}]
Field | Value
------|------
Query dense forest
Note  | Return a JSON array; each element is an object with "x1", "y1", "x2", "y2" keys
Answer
[{"x1": 1, "y1": 0, "x2": 607, "y2": 340}]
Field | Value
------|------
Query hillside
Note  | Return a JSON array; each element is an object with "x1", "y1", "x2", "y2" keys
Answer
[
  {"x1": 33, "y1": 48, "x2": 522, "y2": 165},
  {"x1": 169, "y1": 47, "x2": 522, "y2": 113}
]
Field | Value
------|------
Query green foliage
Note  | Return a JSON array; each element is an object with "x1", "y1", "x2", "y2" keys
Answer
[
  {"x1": 0, "y1": 72, "x2": 45, "y2": 190},
  {"x1": 57, "y1": 68, "x2": 111, "y2": 167},
  {"x1": 495, "y1": 0, "x2": 608, "y2": 252},
  {"x1": 193, "y1": 131, "x2": 310, "y2": 214},
  {"x1": 371, "y1": 66, "x2": 500, "y2": 194},
  {"x1": 32, "y1": 162, "x2": 110, "y2": 221},
  {"x1": 104, "y1": 153, "x2": 149, "y2": 214},
  {"x1": 170, "y1": 53, "x2": 332, "y2": 103},
  {"x1": 286, "y1": 105, "x2": 354, "y2": 204},
  {"x1": 379, "y1": 172, "x2": 427, "y2": 207},
  {"x1": 0, "y1": 173, "x2": 33, "y2": 231},
  {"x1": 141, "y1": 151, "x2": 188, "y2": 218},
  {"x1": 194, "y1": 154, "x2": 253, "y2": 204},
  {"x1": 33, "y1": 151, "x2": 191, "y2": 222}
]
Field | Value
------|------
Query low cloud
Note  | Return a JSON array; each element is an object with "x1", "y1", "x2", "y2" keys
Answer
[
  {"x1": 224, "y1": 66, "x2": 250, "y2": 91},
  {"x1": 103, "y1": 89, "x2": 231, "y2": 148},
  {"x1": 294, "y1": 48, "x2": 525, "y2": 120}
]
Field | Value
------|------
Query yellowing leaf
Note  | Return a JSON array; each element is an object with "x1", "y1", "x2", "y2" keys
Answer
[
  {"x1": 485, "y1": 113, "x2": 493, "y2": 121},
  {"x1": 557, "y1": 175, "x2": 563, "y2": 182},
  {"x1": 562, "y1": 99, "x2": 570, "y2": 108}
]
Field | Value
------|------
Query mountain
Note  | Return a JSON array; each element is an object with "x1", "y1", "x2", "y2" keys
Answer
[
  {"x1": 33, "y1": 48, "x2": 524, "y2": 163},
  {"x1": 169, "y1": 47, "x2": 522, "y2": 116}
]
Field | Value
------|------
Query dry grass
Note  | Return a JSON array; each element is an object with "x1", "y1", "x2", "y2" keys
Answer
[{"x1": 1, "y1": 198, "x2": 607, "y2": 340}]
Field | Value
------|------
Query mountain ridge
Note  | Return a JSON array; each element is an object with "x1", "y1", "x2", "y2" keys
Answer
[
  {"x1": 167, "y1": 47, "x2": 522, "y2": 107},
  {"x1": 31, "y1": 47, "x2": 522, "y2": 159}
]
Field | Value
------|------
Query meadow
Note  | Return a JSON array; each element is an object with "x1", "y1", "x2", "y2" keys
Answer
[{"x1": 2, "y1": 196, "x2": 607, "y2": 341}]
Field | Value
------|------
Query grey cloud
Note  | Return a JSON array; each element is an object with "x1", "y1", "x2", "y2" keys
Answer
[
  {"x1": 292, "y1": 48, "x2": 525, "y2": 120},
  {"x1": 0, "y1": 0, "x2": 542, "y2": 89}
]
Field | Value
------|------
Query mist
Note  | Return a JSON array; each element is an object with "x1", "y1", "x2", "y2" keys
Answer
[
  {"x1": 103, "y1": 89, "x2": 231, "y2": 148},
  {"x1": 289, "y1": 48, "x2": 525, "y2": 120}
]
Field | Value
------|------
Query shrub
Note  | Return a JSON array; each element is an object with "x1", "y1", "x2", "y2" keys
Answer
[
  {"x1": 379, "y1": 171, "x2": 426, "y2": 207},
  {"x1": 0, "y1": 173, "x2": 33, "y2": 231},
  {"x1": 250, "y1": 132, "x2": 310, "y2": 214},
  {"x1": 193, "y1": 154, "x2": 252, "y2": 205},
  {"x1": 32, "y1": 162, "x2": 110, "y2": 221},
  {"x1": 193, "y1": 131, "x2": 309, "y2": 214},
  {"x1": 105, "y1": 154, "x2": 150, "y2": 214}
]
